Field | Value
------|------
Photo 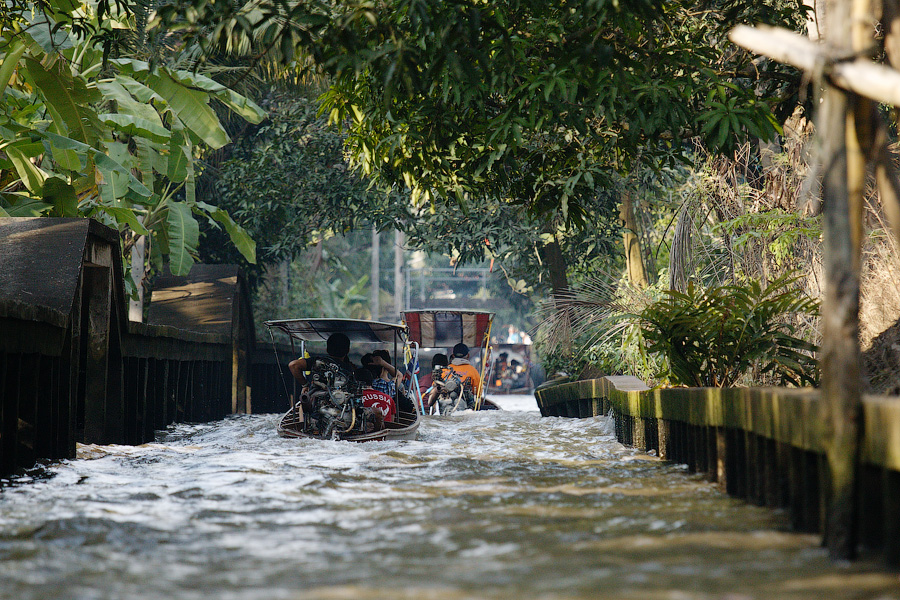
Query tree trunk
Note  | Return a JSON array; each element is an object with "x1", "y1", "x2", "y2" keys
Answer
[
  {"x1": 128, "y1": 236, "x2": 145, "y2": 322},
  {"x1": 620, "y1": 192, "x2": 649, "y2": 289},
  {"x1": 371, "y1": 226, "x2": 380, "y2": 321},
  {"x1": 669, "y1": 204, "x2": 693, "y2": 292},
  {"x1": 804, "y1": 0, "x2": 825, "y2": 38},
  {"x1": 538, "y1": 236, "x2": 569, "y2": 299},
  {"x1": 394, "y1": 229, "x2": 405, "y2": 319}
]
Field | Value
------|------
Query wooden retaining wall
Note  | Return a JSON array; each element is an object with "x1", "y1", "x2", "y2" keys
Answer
[
  {"x1": 0, "y1": 218, "x2": 291, "y2": 478},
  {"x1": 535, "y1": 377, "x2": 900, "y2": 566}
]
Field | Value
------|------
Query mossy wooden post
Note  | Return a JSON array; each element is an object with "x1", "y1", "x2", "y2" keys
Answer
[
  {"x1": 657, "y1": 419, "x2": 671, "y2": 460},
  {"x1": 715, "y1": 427, "x2": 727, "y2": 490},
  {"x1": 819, "y1": 0, "x2": 865, "y2": 559}
]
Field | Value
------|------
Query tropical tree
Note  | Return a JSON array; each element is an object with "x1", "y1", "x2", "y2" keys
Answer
[
  {"x1": 0, "y1": 0, "x2": 264, "y2": 307},
  {"x1": 153, "y1": 0, "x2": 804, "y2": 293}
]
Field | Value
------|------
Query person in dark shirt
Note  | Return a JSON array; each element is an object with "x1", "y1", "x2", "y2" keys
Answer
[
  {"x1": 288, "y1": 332, "x2": 352, "y2": 385},
  {"x1": 448, "y1": 343, "x2": 482, "y2": 400},
  {"x1": 419, "y1": 353, "x2": 448, "y2": 396}
]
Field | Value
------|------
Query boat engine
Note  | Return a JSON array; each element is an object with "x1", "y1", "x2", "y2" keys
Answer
[
  {"x1": 300, "y1": 361, "x2": 380, "y2": 438},
  {"x1": 432, "y1": 367, "x2": 467, "y2": 415}
]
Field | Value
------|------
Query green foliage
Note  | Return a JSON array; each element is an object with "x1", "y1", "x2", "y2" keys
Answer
[
  {"x1": 313, "y1": 0, "x2": 802, "y2": 218},
  {"x1": 400, "y1": 193, "x2": 619, "y2": 296},
  {"x1": 1, "y1": 2, "x2": 263, "y2": 282},
  {"x1": 639, "y1": 274, "x2": 820, "y2": 387},
  {"x1": 531, "y1": 348, "x2": 583, "y2": 383},
  {"x1": 250, "y1": 229, "x2": 381, "y2": 332},
  {"x1": 699, "y1": 84, "x2": 782, "y2": 155},
  {"x1": 142, "y1": 0, "x2": 807, "y2": 222},
  {"x1": 583, "y1": 318, "x2": 664, "y2": 386},
  {"x1": 714, "y1": 208, "x2": 822, "y2": 268},
  {"x1": 533, "y1": 268, "x2": 669, "y2": 384},
  {"x1": 207, "y1": 92, "x2": 403, "y2": 276}
]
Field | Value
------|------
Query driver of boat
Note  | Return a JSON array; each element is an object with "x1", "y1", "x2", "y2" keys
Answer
[
  {"x1": 288, "y1": 332, "x2": 353, "y2": 385},
  {"x1": 448, "y1": 343, "x2": 483, "y2": 400},
  {"x1": 423, "y1": 353, "x2": 449, "y2": 410}
]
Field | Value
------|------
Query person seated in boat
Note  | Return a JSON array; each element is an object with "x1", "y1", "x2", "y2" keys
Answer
[
  {"x1": 493, "y1": 352, "x2": 509, "y2": 387},
  {"x1": 419, "y1": 353, "x2": 448, "y2": 397},
  {"x1": 449, "y1": 343, "x2": 482, "y2": 408},
  {"x1": 287, "y1": 332, "x2": 353, "y2": 386},
  {"x1": 363, "y1": 350, "x2": 418, "y2": 415},
  {"x1": 363, "y1": 349, "x2": 399, "y2": 396},
  {"x1": 354, "y1": 367, "x2": 395, "y2": 429},
  {"x1": 422, "y1": 354, "x2": 449, "y2": 410}
]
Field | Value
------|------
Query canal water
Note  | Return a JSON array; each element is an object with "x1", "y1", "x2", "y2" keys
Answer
[{"x1": 1, "y1": 395, "x2": 898, "y2": 600}]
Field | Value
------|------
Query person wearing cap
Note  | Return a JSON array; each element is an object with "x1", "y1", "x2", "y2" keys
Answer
[{"x1": 448, "y1": 342, "x2": 482, "y2": 404}]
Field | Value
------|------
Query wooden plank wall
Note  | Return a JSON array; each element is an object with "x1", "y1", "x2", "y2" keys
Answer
[
  {"x1": 0, "y1": 320, "x2": 291, "y2": 478},
  {"x1": 535, "y1": 378, "x2": 900, "y2": 566}
]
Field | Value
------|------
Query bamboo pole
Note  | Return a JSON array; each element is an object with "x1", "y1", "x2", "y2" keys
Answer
[
  {"x1": 817, "y1": 0, "x2": 864, "y2": 560},
  {"x1": 876, "y1": 0, "x2": 900, "y2": 245},
  {"x1": 729, "y1": 25, "x2": 900, "y2": 107},
  {"x1": 730, "y1": 0, "x2": 900, "y2": 559}
]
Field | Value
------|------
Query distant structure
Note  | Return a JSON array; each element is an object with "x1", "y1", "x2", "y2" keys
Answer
[{"x1": 148, "y1": 264, "x2": 254, "y2": 414}]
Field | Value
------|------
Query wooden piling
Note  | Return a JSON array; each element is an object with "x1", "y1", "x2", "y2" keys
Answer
[
  {"x1": 715, "y1": 427, "x2": 727, "y2": 490},
  {"x1": 883, "y1": 468, "x2": 900, "y2": 567},
  {"x1": 17, "y1": 354, "x2": 40, "y2": 469},
  {"x1": 1, "y1": 352, "x2": 18, "y2": 475},
  {"x1": 657, "y1": 418, "x2": 670, "y2": 460}
]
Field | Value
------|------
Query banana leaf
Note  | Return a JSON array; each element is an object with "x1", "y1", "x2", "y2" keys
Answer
[{"x1": 166, "y1": 199, "x2": 199, "y2": 276}]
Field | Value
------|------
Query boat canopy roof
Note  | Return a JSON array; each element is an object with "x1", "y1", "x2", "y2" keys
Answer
[
  {"x1": 402, "y1": 309, "x2": 494, "y2": 349},
  {"x1": 265, "y1": 318, "x2": 407, "y2": 344}
]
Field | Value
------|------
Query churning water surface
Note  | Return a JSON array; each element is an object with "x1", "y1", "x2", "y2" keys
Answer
[{"x1": 1, "y1": 395, "x2": 898, "y2": 600}]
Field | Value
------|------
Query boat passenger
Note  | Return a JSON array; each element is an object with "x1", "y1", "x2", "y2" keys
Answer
[
  {"x1": 422, "y1": 354, "x2": 449, "y2": 410},
  {"x1": 287, "y1": 332, "x2": 353, "y2": 385},
  {"x1": 448, "y1": 343, "x2": 482, "y2": 406},
  {"x1": 419, "y1": 353, "x2": 448, "y2": 396},
  {"x1": 363, "y1": 349, "x2": 398, "y2": 396},
  {"x1": 355, "y1": 367, "x2": 395, "y2": 427}
]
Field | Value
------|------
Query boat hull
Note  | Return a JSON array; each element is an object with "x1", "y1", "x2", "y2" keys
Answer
[{"x1": 277, "y1": 406, "x2": 420, "y2": 442}]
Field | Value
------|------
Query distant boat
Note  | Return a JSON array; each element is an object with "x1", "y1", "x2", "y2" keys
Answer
[
  {"x1": 402, "y1": 309, "x2": 501, "y2": 415},
  {"x1": 484, "y1": 342, "x2": 535, "y2": 395},
  {"x1": 265, "y1": 318, "x2": 421, "y2": 441}
]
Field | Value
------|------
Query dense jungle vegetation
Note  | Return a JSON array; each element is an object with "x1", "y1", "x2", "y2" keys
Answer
[{"x1": 1, "y1": 0, "x2": 898, "y2": 392}]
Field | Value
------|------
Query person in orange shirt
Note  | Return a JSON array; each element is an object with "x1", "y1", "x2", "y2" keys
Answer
[{"x1": 448, "y1": 343, "x2": 482, "y2": 407}]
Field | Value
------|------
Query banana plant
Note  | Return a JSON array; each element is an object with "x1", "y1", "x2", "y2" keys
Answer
[{"x1": 1, "y1": 3, "x2": 264, "y2": 286}]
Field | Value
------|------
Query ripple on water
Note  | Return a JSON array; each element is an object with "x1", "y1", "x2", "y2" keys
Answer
[{"x1": 0, "y1": 395, "x2": 898, "y2": 600}]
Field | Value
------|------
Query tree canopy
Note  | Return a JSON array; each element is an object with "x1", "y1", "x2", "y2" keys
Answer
[{"x1": 152, "y1": 0, "x2": 802, "y2": 212}]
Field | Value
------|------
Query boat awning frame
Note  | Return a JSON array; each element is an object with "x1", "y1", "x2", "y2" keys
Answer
[
  {"x1": 401, "y1": 309, "x2": 494, "y2": 349},
  {"x1": 265, "y1": 318, "x2": 408, "y2": 345}
]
